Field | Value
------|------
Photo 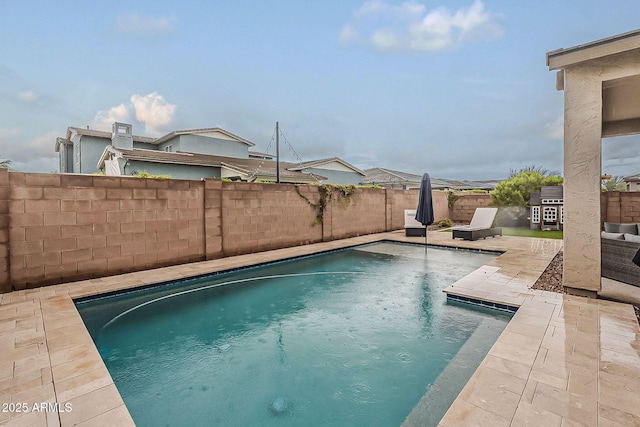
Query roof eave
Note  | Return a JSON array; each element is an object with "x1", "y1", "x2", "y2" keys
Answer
[
  {"x1": 54, "y1": 137, "x2": 71, "y2": 153},
  {"x1": 547, "y1": 28, "x2": 640, "y2": 70}
]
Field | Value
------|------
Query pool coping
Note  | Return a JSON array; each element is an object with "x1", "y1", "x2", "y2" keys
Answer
[{"x1": 1, "y1": 230, "x2": 639, "y2": 426}]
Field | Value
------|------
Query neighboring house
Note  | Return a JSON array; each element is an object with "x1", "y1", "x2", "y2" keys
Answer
[
  {"x1": 361, "y1": 168, "x2": 499, "y2": 191},
  {"x1": 361, "y1": 168, "x2": 425, "y2": 189},
  {"x1": 623, "y1": 174, "x2": 640, "y2": 191},
  {"x1": 55, "y1": 123, "x2": 253, "y2": 175},
  {"x1": 529, "y1": 186, "x2": 564, "y2": 231},
  {"x1": 450, "y1": 179, "x2": 500, "y2": 191},
  {"x1": 289, "y1": 158, "x2": 365, "y2": 185},
  {"x1": 55, "y1": 122, "x2": 362, "y2": 184},
  {"x1": 96, "y1": 146, "x2": 324, "y2": 184}
]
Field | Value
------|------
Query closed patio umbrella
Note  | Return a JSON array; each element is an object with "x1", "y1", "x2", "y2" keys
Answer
[{"x1": 415, "y1": 173, "x2": 434, "y2": 245}]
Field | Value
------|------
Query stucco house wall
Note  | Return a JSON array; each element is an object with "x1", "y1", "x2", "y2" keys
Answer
[
  {"x1": 134, "y1": 142, "x2": 157, "y2": 151},
  {"x1": 72, "y1": 134, "x2": 110, "y2": 174},
  {"x1": 58, "y1": 142, "x2": 73, "y2": 173},
  {"x1": 159, "y1": 134, "x2": 250, "y2": 158},
  {"x1": 303, "y1": 167, "x2": 362, "y2": 185}
]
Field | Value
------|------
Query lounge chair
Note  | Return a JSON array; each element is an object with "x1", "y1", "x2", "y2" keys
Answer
[
  {"x1": 404, "y1": 209, "x2": 426, "y2": 237},
  {"x1": 452, "y1": 207, "x2": 502, "y2": 241}
]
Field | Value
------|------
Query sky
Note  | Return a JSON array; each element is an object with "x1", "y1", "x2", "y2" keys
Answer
[{"x1": 1, "y1": 0, "x2": 639, "y2": 180}]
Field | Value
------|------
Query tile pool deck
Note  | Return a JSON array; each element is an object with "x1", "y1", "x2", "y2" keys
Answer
[{"x1": 0, "y1": 230, "x2": 638, "y2": 426}]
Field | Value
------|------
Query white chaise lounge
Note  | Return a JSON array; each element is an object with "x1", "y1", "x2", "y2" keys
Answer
[
  {"x1": 404, "y1": 209, "x2": 426, "y2": 237},
  {"x1": 452, "y1": 207, "x2": 502, "y2": 241}
]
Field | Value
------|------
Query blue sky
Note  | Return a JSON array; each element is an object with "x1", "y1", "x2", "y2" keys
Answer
[{"x1": 1, "y1": 0, "x2": 639, "y2": 180}]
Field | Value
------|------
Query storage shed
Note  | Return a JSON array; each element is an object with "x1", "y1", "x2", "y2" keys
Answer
[{"x1": 529, "y1": 186, "x2": 564, "y2": 231}]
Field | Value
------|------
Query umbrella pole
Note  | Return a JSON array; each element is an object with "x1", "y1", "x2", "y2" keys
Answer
[{"x1": 424, "y1": 226, "x2": 427, "y2": 248}]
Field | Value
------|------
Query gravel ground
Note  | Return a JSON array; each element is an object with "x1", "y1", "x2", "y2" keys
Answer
[{"x1": 531, "y1": 250, "x2": 640, "y2": 324}]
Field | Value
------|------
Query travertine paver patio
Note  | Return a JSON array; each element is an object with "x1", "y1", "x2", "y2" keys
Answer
[{"x1": 0, "y1": 230, "x2": 638, "y2": 426}]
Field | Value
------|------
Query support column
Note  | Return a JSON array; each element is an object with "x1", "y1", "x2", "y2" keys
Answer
[{"x1": 562, "y1": 66, "x2": 602, "y2": 295}]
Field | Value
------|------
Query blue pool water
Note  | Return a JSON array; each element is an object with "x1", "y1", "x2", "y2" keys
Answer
[{"x1": 76, "y1": 242, "x2": 512, "y2": 427}]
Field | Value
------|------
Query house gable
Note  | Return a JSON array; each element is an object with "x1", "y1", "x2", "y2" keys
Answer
[
  {"x1": 306, "y1": 160, "x2": 354, "y2": 173},
  {"x1": 154, "y1": 128, "x2": 254, "y2": 146},
  {"x1": 291, "y1": 157, "x2": 364, "y2": 175}
]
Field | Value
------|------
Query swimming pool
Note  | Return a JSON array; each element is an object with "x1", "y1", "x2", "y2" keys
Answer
[{"x1": 76, "y1": 242, "x2": 512, "y2": 427}]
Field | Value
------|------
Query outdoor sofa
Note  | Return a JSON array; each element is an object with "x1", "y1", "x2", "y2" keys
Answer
[
  {"x1": 601, "y1": 222, "x2": 640, "y2": 287},
  {"x1": 452, "y1": 207, "x2": 502, "y2": 241}
]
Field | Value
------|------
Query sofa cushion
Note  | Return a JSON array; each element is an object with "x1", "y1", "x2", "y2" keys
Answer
[
  {"x1": 602, "y1": 231, "x2": 625, "y2": 240},
  {"x1": 604, "y1": 222, "x2": 638, "y2": 234},
  {"x1": 624, "y1": 233, "x2": 640, "y2": 243},
  {"x1": 620, "y1": 223, "x2": 639, "y2": 234}
]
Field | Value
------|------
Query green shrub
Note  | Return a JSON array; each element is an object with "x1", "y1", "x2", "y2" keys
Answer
[
  {"x1": 447, "y1": 191, "x2": 460, "y2": 210},
  {"x1": 132, "y1": 170, "x2": 171, "y2": 179},
  {"x1": 438, "y1": 218, "x2": 453, "y2": 228},
  {"x1": 490, "y1": 167, "x2": 562, "y2": 207}
]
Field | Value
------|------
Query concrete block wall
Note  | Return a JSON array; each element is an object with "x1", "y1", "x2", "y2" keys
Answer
[
  {"x1": 620, "y1": 192, "x2": 640, "y2": 222},
  {"x1": 0, "y1": 170, "x2": 9, "y2": 293},
  {"x1": 431, "y1": 191, "x2": 449, "y2": 223},
  {"x1": 388, "y1": 190, "x2": 415, "y2": 230},
  {"x1": 325, "y1": 188, "x2": 387, "y2": 240},
  {"x1": 450, "y1": 191, "x2": 640, "y2": 226},
  {"x1": 450, "y1": 193, "x2": 492, "y2": 223},
  {"x1": 204, "y1": 179, "x2": 223, "y2": 259},
  {"x1": 386, "y1": 190, "x2": 448, "y2": 228},
  {"x1": 601, "y1": 191, "x2": 640, "y2": 224},
  {"x1": 9, "y1": 173, "x2": 205, "y2": 290},
  {"x1": 220, "y1": 182, "x2": 322, "y2": 257},
  {"x1": 1, "y1": 172, "x2": 448, "y2": 292}
]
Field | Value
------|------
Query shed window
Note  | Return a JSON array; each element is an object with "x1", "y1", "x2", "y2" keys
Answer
[
  {"x1": 531, "y1": 206, "x2": 540, "y2": 223},
  {"x1": 560, "y1": 206, "x2": 564, "y2": 224},
  {"x1": 543, "y1": 206, "x2": 557, "y2": 222}
]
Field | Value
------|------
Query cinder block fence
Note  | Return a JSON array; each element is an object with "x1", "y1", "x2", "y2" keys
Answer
[{"x1": 1, "y1": 171, "x2": 449, "y2": 292}]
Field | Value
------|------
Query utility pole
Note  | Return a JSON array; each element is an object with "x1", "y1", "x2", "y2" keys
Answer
[{"x1": 276, "y1": 121, "x2": 280, "y2": 183}]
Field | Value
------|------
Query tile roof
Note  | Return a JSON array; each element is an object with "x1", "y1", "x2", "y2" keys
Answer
[
  {"x1": 67, "y1": 127, "x2": 156, "y2": 144},
  {"x1": 361, "y1": 168, "x2": 424, "y2": 184}
]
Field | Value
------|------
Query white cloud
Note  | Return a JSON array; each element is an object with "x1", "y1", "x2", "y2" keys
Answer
[
  {"x1": 15, "y1": 90, "x2": 39, "y2": 103},
  {"x1": 543, "y1": 116, "x2": 564, "y2": 140},
  {"x1": 131, "y1": 92, "x2": 176, "y2": 135},
  {"x1": 26, "y1": 131, "x2": 60, "y2": 160},
  {"x1": 115, "y1": 13, "x2": 176, "y2": 39},
  {"x1": 90, "y1": 92, "x2": 176, "y2": 136},
  {"x1": 0, "y1": 129, "x2": 58, "y2": 168},
  {"x1": 341, "y1": 0, "x2": 503, "y2": 53},
  {"x1": 371, "y1": 28, "x2": 401, "y2": 51},
  {"x1": 0, "y1": 128, "x2": 20, "y2": 140},
  {"x1": 93, "y1": 103, "x2": 132, "y2": 131},
  {"x1": 339, "y1": 25, "x2": 359, "y2": 44}
]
